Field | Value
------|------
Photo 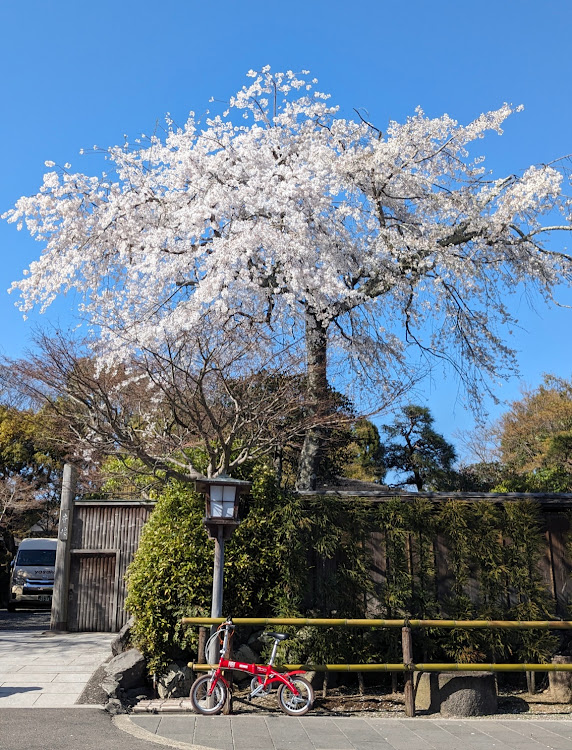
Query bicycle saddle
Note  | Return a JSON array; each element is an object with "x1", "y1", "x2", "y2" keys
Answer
[{"x1": 264, "y1": 632, "x2": 289, "y2": 641}]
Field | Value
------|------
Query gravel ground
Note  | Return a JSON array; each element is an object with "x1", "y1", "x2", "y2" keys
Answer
[
  {"x1": 76, "y1": 660, "x2": 112, "y2": 705},
  {"x1": 132, "y1": 683, "x2": 572, "y2": 720},
  {"x1": 225, "y1": 686, "x2": 572, "y2": 718}
]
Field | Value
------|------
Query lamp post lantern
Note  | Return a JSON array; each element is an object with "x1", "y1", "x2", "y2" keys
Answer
[{"x1": 195, "y1": 473, "x2": 251, "y2": 661}]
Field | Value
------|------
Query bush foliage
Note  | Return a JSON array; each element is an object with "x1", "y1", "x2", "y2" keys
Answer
[{"x1": 126, "y1": 470, "x2": 558, "y2": 674}]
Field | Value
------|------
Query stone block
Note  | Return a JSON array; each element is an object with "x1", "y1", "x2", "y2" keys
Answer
[
  {"x1": 102, "y1": 647, "x2": 146, "y2": 698},
  {"x1": 111, "y1": 616, "x2": 135, "y2": 657},
  {"x1": 414, "y1": 672, "x2": 440, "y2": 713},
  {"x1": 157, "y1": 662, "x2": 193, "y2": 699},
  {"x1": 233, "y1": 644, "x2": 257, "y2": 664},
  {"x1": 549, "y1": 656, "x2": 572, "y2": 702},
  {"x1": 415, "y1": 671, "x2": 497, "y2": 716}
]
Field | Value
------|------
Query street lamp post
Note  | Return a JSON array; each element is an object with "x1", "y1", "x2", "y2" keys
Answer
[{"x1": 195, "y1": 473, "x2": 251, "y2": 663}]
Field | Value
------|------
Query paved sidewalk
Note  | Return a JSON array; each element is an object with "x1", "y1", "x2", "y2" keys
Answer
[
  {"x1": 0, "y1": 629, "x2": 114, "y2": 707},
  {"x1": 2, "y1": 624, "x2": 572, "y2": 750},
  {"x1": 124, "y1": 714, "x2": 572, "y2": 750}
]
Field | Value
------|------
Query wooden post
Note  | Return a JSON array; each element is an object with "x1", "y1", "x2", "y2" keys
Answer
[
  {"x1": 527, "y1": 670, "x2": 536, "y2": 695},
  {"x1": 402, "y1": 624, "x2": 415, "y2": 717},
  {"x1": 198, "y1": 627, "x2": 207, "y2": 665},
  {"x1": 50, "y1": 463, "x2": 77, "y2": 631}
]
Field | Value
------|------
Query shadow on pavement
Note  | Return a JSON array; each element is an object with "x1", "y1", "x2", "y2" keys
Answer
[
  {"x1": 0, "y1": 686, "x2": 43, "y2": 696},
  {"x1": 0, "y1": 607, "x2": 51, "y2": 631}
]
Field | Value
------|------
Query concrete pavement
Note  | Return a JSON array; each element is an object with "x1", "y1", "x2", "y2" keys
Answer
[
  {"x1": 0, "y1": 708, "x2": 178, "y2": 750},
  {"x1": 124, "y1": 714, "x2": 572, "y2": 750},
  {"x1": 1, "y1": 709, "x2": 572, "y2": 750},
  {"x1": 2, "y1": 619, "x2": 572, "y2": 750},
  {"x1": 0, "y1": 628, "x2": 113, "y2": 707}
]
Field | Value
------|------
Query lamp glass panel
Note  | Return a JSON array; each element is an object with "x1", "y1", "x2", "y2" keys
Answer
[
  {"x1": 222, "y1": 485, "x2": 237, "y2": 518},
  {"x1": 209, "y1": 485, "x2": 224, "y2": 518}
]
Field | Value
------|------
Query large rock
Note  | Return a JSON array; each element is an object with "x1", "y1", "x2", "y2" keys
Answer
[
  {"x1": 105, "y1": 697, "x2": 129, "y2": 715},
  {"x1": 101, "y1": 647, "x2": 146, "y2": 699},
  {"x1": 415, "y1": 671, "x2": 497, "y2": 716},
  {"x1": 110, "y1": 616, "x2": 135, "y2": 657},
  {"x1": 157, "y1": 662, "x2": 193, "y2": 699},
  {"x1": 549, "y1": 656, "x2": 572, "y2": 702},
  {"x1": 233, "y1": 644, "x2": 258, "y2": 665}
]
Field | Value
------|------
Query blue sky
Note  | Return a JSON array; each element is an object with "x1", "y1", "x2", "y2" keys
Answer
[{"x1": 1, "y1": 0, "x2": 571, "y2": 457}]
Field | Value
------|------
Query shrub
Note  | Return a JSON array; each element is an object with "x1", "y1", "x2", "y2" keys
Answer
[
  {"x1": 125, "y1": 483, "x2": 212, "y2": 673},
  {"x1": 126, "y1": 473, "x2": 558, "y2": 676}
]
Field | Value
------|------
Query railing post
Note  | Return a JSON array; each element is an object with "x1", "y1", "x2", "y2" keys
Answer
[
  {"x1": 402, "y1": 623, "x2": 415, "y2": 717},
  {"x1": 198, "y1": 627, "x2": 207, "y2": 665}
]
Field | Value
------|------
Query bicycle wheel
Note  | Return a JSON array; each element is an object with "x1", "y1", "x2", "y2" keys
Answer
[
  {"x1": 190, "y1": 674, "x2": 227, "y2": 715},
  {"x1": 277, "y1": 676, "x2": 314, "y2": 716}
]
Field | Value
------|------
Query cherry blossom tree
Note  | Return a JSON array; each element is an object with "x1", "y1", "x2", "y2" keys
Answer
[{"x1": 5, "y1": 68, "x2": 572, "y2": 489}]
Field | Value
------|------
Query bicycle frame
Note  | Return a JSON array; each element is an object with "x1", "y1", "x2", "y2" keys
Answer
[{"x1": 205, "y1": 622, "x2": 306, "y2": 699}]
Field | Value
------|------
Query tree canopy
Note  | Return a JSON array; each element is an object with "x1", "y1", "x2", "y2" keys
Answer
[
  {"x1": 0, "y1": 404, "x2": 64, "y2": 537},
  {"x1": 494, "y1": 375, "x2": 572, "y2": 492},
  {"x1": 381, "y1": 405, "x2": 457, "y2": 490},
  {"x1": 6, "y1": 68, "x2": 572, "y2": 488}
]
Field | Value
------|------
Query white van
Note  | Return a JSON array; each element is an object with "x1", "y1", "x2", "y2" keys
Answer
[{"x1": 8, "y1": 538, "x2": 57, "y2": 612}]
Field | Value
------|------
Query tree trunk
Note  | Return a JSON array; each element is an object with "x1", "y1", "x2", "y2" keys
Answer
[
  {"x1": 296, "y1": 310, "x2": 329, "y2": 491},
  {"x1": 273, "y1": 446, "x2": 283, "y2": 487}
]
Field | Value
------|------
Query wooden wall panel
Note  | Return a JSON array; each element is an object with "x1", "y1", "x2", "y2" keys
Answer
[
  {"x1": 366, "y1": 531, "x2": 385, "y2": 615},
  {"x1": 69, "y1": 552, "x2": 117, "y2": 632},
  {"x1": 546, "y1": 514, "x2": 572, "y2": 617},
  {"x1": 67, "y1": 501, "x2": 154, "y2": 632}
]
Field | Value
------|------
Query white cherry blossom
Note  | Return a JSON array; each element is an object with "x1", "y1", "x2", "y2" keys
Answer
[{"x1": 4, "y1": 68, "x2": 572, "y2": 487}]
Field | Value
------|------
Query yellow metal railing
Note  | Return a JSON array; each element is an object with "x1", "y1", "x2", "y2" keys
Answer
[
  {"x1": 189, "y1": 661, "x2": 572, "y2": 672},
  {"x1": 182, "y1": 616, "x2": 572, "y2": 716},
  {"x1": 182, "y1": 616, "x2": 572, "y2": 630}
]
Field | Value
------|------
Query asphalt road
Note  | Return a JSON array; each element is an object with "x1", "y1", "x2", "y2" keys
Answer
[
  {"x1": 0, "y1": 708, "x2": 175, "y2": 750},
  {"x1": 0, "y1": 607, "x2": 51, "y2": 631}
]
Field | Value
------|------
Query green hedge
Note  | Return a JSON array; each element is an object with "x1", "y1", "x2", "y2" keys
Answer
[{"x1": 126, "y1": 471, "x2": 559, "y2": 674}]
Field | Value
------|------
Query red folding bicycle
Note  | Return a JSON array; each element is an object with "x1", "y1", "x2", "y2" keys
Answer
[{"x1": 189, "y1": 618, "x2": 314, "y2": 716}]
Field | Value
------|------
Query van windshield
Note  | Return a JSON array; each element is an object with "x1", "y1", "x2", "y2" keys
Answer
[{"x1": 16, "y1": 550, "x2": 56, "y2": 566}]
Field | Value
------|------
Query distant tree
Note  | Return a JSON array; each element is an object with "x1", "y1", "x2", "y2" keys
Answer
[
  {"x1": 3, "y1": 329, "x2": 347, "y2": 488},
  {"x1": 499, "y1": 375, "x2": 572, "y2": 471},
  {"x1": 0, "y1": 405, "x2": 64, "y2": 538},
  {"x1": 382, "y1": 405, "x2": 457, "y2": 490},
  {"x1": 494, "y1": 375, "x2": 572, "y2": 492},
  {"x1": 338, "y1": 418, "x2": 385, "y2": 483},
  {"x1": 452, "y1": 461, "x2": 506, "y2": 492}
]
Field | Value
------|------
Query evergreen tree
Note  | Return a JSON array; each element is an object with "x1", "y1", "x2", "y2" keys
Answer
[{"x1": 382, "y1": 406, "x2": 456, "y2": 490}]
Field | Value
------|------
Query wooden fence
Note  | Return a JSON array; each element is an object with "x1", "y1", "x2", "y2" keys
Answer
[{"x1": 49, "y1": 468, "x2": 572, "y2": 633}]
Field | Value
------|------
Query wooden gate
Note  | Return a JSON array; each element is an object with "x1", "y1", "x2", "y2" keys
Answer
[
  {"x1": 68, "y1": 550, "x2": 120, "y2": 632},
  {"x1": 56, "y1": 497, "x2": 155, "y2": 633}
]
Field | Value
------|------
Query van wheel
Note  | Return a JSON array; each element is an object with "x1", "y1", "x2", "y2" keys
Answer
[{"x1": 6, "y1": 603, "x2": 15, "y2": 612}]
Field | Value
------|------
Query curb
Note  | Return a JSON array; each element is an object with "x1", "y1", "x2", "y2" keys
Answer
[
  {"x1": 132, "y1": 699, "x2": 195, "y2": 714},
  {"x1": 113, "y1": 715, "x2": 215, "y2": 750}
]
